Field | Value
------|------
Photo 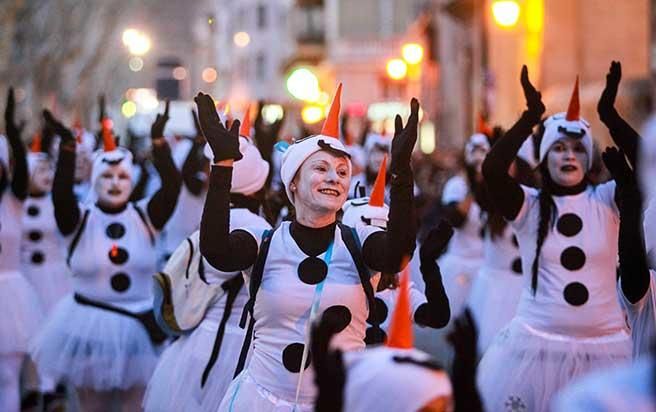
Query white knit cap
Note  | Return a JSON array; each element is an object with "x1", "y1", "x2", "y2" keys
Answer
[
  {"x1": 204, "y1": 136, "x2": 269, "y2": 196},
  {"x1": 539, "y1": 112, "x2": 593, "y2": 170},
  {"x1": 342, "y1": 199, "x2": 389, "y2": 229},
  {"x1": 343, "y1": 347, "x2": 452, "y2": 412},
  {"x1": 279, "y1": 135, "x2": 352, "y2": 204},
  {"x1": 464, "y1": 133, "x2": 490, "y2": 165},
  {"x1": 0, "y1": 134, "x2": 9, "y2": 170},
  {"x1": 90, "y1": 147, "x2": 134, "y2": 187},
  {"x1": 364, "y1": 133, "x2": 392, "y2": 155}
]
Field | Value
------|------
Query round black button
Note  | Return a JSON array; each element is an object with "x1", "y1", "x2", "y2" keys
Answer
[
  {"x1": 367, "y1": 297, "x2": 389, "y2": 325},
  {"x1": 108, "y1": 247, "x2": 129, "y2": 265},
  {"x1": 563, "y1": 282, "x2": 589, "y2": 306},
  {"x1": 28, "y1": 230, "x2": 43, "y2": 242},
  {"x1": 110, "y1": 273, "x2": 131, "y2": 292},
  {"x1": 560, "y1": 247, "x2": 586, "y2": 271},
  {"x1": 31, "y1": 251, "x2": 44, "y2": 264},
  {"x1": 322, "y1": 305, "x2": 352, "y2": 333},
  {"x1": 282, "y1": 343, "x2": 311, "y2": 373},
  {"x1": 511, "y1": 257, "x2": 522, "y2": 274},
  {"x1": 297, "y1": 257, "x2": 328, "y2": 285},
  {"x1": 106, "y1": 223, "x2": 126, "y2": 239},
  {"x1": 27, "y1": 205, "x2": 40, "y2": 216},
  {"x1": 556, "y1": 213, "x2": 583, "y2": 237}
]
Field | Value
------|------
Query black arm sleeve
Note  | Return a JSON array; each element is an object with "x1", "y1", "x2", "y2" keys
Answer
[
  {"x1": 441, "y1": 202, "x2": 467, "y2": 228},
  {"x1": 129, "y1": 163, "x2": 149, "y2": 202},
  {"x1": 181, "y1": 141, "x2": 206, "y2": 196},
  {"x1": 147, "y1": 143, "x2": 183, "y2": 230},
  {"x1": 414, "y1": 260, "x2": 451, "y2": 328},
  {"x1": 600, "y1": 111, "x2": 640, "y2": 168},
  {"x1": 52, "y1": 142, "x2": 81, "y2": 235},
  {"x1": 482, "y1": 111, "x2": 534, "y2": 220},
  {"x1": 200, "y1": 166, "x2": 258, "y2": 271},
  {"x1": 6, "y1": 126, "x2": 27, "y2": 200},
  {"x1": 618, "y1": 186, "x2": 650, "y2": 304},
  {"x1": 362, "y1": 171, "x2": 417, "y2": 273}
]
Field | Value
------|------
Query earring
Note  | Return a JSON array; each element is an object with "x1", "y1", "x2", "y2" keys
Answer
[{"x1": 290, "y1": 184, "x2": 296, "y2": 191}]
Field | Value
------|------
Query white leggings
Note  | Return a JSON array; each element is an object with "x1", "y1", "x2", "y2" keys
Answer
[{"x1": 0, "y1": 353, "x2": 23, "y2": 412}]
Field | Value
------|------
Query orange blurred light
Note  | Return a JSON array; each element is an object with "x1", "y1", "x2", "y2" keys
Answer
[{"x1": 202, "y1": 67, "x2": 218, "y2": 83}]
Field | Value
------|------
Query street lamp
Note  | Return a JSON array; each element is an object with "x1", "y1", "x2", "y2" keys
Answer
[
  {"x1": 286, "y1": 68, "x2": 321, "y2": 102},
  {"x1": 386, "y1": 59, "x2": 408, "y2": 80},
  {"x1": 491, "y1": 0, "x2": 520, "y2": 28},
  {"x1": 402, "y1": 43, "x2": 424, "y2": 65},
  {"x1": 122, "y1": 28, "x2": 151, "y2": 56}
]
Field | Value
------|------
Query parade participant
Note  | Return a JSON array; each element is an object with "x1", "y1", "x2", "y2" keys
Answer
[
  {"x1": 341, "y1": 158, "x2": 451, "y2": 343},
  {"x1": 477, "y1": 66, "x2": 632, "y2": 411},
  {"x1": 21, "y1": 134, "x2": 72, "y2": 314},
  {"x1": 195, "y1": 83, "x2": 418, "y2": 411},
  {"x1": 30, "y1": 102, "x2": 182, "y2": 411},
  {"x1": 438, "y1": 132, "x2": 489, "y2": 318},
  {"x1": 0, "y1": 89, "x2": 43, "y2": 412},
  {"x1": 467, "y1": 146, "x2": 538, "y2": 353},
  {"x1": 311, "y1": 269, "x2": 453, "y2": 412},
  {"x1": 350, "y1": 131, "x2": 391, "y2": 199},
  {"x1": 143, "y1": 113, "x2": 272, "y2": 412}
]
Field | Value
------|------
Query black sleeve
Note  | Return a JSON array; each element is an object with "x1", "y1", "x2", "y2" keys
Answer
[
  {"x1": 52, "y1": 141, "x2": 81, "y2": 235},
  {"x1": 146, "y1": 142, "x2": 183, "y2": 230},
  {"x1": 414, "y1": 259, "x2": 450, "y2": 328},
  {"x1": 6, "y1": 125, "x2": 27, "y2": 200},
  {"x1": 200, "y1": 166, "x2": 259, "y2": 271},
  {"x1": 362, "y1": 171, "x2": 417, "y2": 273},
  {"x1": 441, "y1": 202, "x2": 466, "y2": 228},
  {"x1": 181, "y1": 140, "x2": 206, "y2": 196},
  {"x1": 618, "y1": 186, "x2": 650, "y2": 304},
  {"x1": 481, "y1": 111, "x2": 535, "y2": 220},
  {"x1": 599, "y1": 111, "x2": 640, "y2": 168},
  {"x1": 129, "y1": 163, "x2": 149, "y2": 202}
]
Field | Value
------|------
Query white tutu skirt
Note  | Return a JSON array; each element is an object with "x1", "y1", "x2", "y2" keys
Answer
[
  {"x1": 477, "y1": 319, "x2": 631, "y2": 412},
  {"x1": 144, "y1": 322, "x2": 247, "y2": 412},
  {"x1": 30, "y1": 295, "x2": 160, "y2": 391},
  {"x1": 438, "y1": 254, "x2": 481, "y2": 318},
  {"x1": 0, "y1": 271, "x2": 44, "y2": 353},
  {"x1": 218, "y1": 369, "x2": 314, "y2": 412},
  {"x1": 467, "y1": 267, "x2": 523, "y2": 354},
  {"x1": 23, "y1": 261, "x2": 72, "y2": 315}
]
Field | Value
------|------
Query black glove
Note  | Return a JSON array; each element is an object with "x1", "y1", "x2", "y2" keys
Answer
[
  {"x1": 447, "y1": 308, "x2": 483, "y2": 412},
  {"x1": 4, "y1": 88, "x2": 19, "y2": 138},
  {"x1": 98, "y1": 94, "x2": 106, "y2": 124},
  {"x1": 597, "y1": 61, "x2": 621, "y2": 123},
  {"x1": 151, "y1": 100, "x2": 170, "y2": 140},
  {"x1": 194, "y1": 92, "x2": 242, "y2": 162},
  {"x1": 419, "y1": 220, "x2": 454, "y2": 263},
  {"x1": 390, "y1": 97, "x2": 419, "y2": 176},
  {"x1": 602, "y1": 146, "x2": 640, "y2": 209},
  {"x1": 43, "y1": 110, "x2": 75, "y2": 144},
  {"x1": 254, "y1": 100, "x2": 284, "y2": 162},
  {"x1": 312, "y1": 312, "x2": 345, "y2": 412},
  {"x1": 520, "y1": 65, "x2": 545, "y2": 124}
]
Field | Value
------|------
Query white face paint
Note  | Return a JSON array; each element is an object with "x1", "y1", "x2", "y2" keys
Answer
[
  {"x1": 368, "y1": 147, "x2": 388, "y2": 173},
  {"x1": 75, "y1": 154, "x2": 92, "y2": 183},
  {"x1": 546, "y1": 137, "x2": 588, "y2": 187},
  {"x1": 29, "y1": 159, "x2": 54, "y2": 194},
  {"x1": 293, "y1": 150, "x2": 350, "y2": 216},
  {"x1": 466, "y1": 145, "x2": 489, "y2": 173},
  {"x1": 94, "y1": 164, "x2": 132, "y2": 208}
]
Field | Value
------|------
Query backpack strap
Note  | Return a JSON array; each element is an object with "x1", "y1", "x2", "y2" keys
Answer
[
  {"x1": 239, "y1": 229, "x2": 275, "y2": 329},
  {"x1": 67, "y1": 209, "x2": 91, "y2": 266},
  {"x1": 338, "y1": 223, "x2": 378, "y2": 327},
  {"x1": 132, "y1": 202, "x2": 156, "y2": 245}
]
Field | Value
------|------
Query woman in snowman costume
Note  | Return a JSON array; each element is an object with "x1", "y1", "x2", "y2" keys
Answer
[
  {"x1": 30, "y1": 104, "x2": 181, "y2": 411},
  {"x1": 195, "y1": 84, "x2": 418, "y2": 412},
  {"x1": 21, "y1": 134, "x2": 72, "y2": 315},
  {"x1": 477, "y1": 66, "x2": 632, "y2": 411},
  {"x1": 143, "y1": 112, "x2": 272, "y2": 412},
  {"x1": 0, "y1": 89, "x2": 44, "y2": 412},
  {"x1": 437, "y1": 131, "x2": 489, "y2": 319},
  {"x1": 341, "y1": 156, "x2": 451, "y2": 344}
]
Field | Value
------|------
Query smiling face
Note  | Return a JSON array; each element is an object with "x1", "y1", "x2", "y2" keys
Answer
[
  {"x1": 546, "y1": 137, "x2": 588, "y2": 187},
  {"x1": 94, "y1": 164, "x2": 132, "y2": 208},
  {"x1": 292, "y1": 150, "x2": 351, "y2": 217},
  {"x1": 29, "y1": 159, "x2": 54, "y2": 194}
]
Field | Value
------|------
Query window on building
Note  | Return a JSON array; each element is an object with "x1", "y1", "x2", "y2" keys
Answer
[{"x1": 257, "y1": 4, "x2": 267, "y2": 29}]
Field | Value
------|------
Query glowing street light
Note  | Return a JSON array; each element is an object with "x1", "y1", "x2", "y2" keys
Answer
[
  {"x1": 122, "y1": 28, "x2": 151, "y2": 56},
  {"x1": 492, "y1": 0, "x2": 521, "y2": 28},
  {"x1": 233, "y1": 31, "x2": 251, "y2": 48},
  {"x1": 301, "y1": 105, "x2": 324, "y2": 124},
  {"x1": 402, "y1": 43, "x2": 424, "y2": 65},
  {"x1": 386, "y1": 59, "x2": 408, "y2": 80},
  {"x1": 202, "y1": 67, "x2": 218, "y2": 83},
  {"x1": 286, "y1": 68, "x2": 321, "y2": 102}
]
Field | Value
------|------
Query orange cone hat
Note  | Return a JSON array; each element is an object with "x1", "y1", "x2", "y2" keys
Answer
[
  {"x1": 477, "y1": 113, "x2": 492, "y2": 137},
  {"x1": 240, "y1": 104, "x2": 251, "y2": 138},
  {"x1": 565, "y1": 76, "x2": 580, "y2": 121},
  {"x1": 101, "y1": 121, "x2": 117, "y2": 152},
  {"x1": 386, "y1": 260, "x2": 414, "y2": 349},
  {"x1": 368, "y1": 154, "x2": 387, "y2": 207},
  {"x1": 30, "y1": 134, "x2": 42, "y2": 153},
  {"x1": 320, "y1": 83, "x2": 342, "y2": 138}
]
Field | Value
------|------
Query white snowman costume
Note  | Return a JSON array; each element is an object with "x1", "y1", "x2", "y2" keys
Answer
[
  {"x1": 477, "y1": 102, "x2": 631, "y2": 411},
  {"x1": 438, "y1": 174, "x2": 484, "y2": 318},
  {"x1": 144, "y1": 133, "x2": 272, "y2": 412},
  {"x1": 31, "y1": 143, "x2": 165, "y2": 391}
]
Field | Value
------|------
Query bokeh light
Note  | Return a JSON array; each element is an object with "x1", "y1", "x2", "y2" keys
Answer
[
  {"x1": 172, "y1": 66, "x2": 187, "y2": 80},
  {"x1": 121, "y1": 101, "x2": 137, "y2": 118},
  {"x1": 386, "y1": 59, "x2": 408, "y2": 80},
  {"x1": 202, "y1": 67, "x2": 218, "y2": 83},
  {"x1": 492, "y1": 0, "x2": 521, "y2": 28},
  {"x1": 301, "y1": 105, "x2": 324, "y2": 124},
  {"x1": 402, "y1": 43, "x2": 424, "y2": 65},
  {"x1": 233, "y1": 31, "x2": 251, "y2": 48},
  {"x1": 286, "y1": 68, "x2": 321, "y2": 102},
  {"x1": 128, "y1": 57, "x2": 143, "y2": 72},
  {"x1": 122, "y1": 28, "x2": 151, "y2": 55}
]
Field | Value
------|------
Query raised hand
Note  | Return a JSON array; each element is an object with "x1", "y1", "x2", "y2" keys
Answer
[
  {"x1": 391, "y1": 97, "x2": 420, "y2": 175},
  {"x1": 4, "y1": 88, "x2": 19, "y2": 137},
  {"x1": 194, "y1": 92, "x2": 242, "y2": 162},
  {"x1": 420, "y1": 220, "x2": 454, "y2": 263},
  {"x1": 98, "y1": 94, "x2": 106, "y2": 124},
  {"x1": 520, "y1": 65, "x2": 545, "y2": 123},
  {"x1": 150, "y1": 100, "x2": 170, "y2": 140},
  {"x1": 598, "y1": 61, "x2": 621, "y2": 122},
  {"x1": 43, "y1": 110, "x2": 74, "y2": 144}
]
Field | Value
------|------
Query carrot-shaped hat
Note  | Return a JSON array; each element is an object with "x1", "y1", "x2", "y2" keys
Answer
[
  {"x1": 320, "y1": 83, "x2": 342, "y2": 138},
  {"x1": 386, "y1": 262, "x2": 414, "y2": 349}
]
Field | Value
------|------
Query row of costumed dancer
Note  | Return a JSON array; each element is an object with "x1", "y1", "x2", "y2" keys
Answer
[{"x1": 0, "y1": 59, "x2": 655, "y2": 412}]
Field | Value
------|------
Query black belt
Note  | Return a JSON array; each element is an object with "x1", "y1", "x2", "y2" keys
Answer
[{"x1": 74, "y1": 293, "x2": 168, "y2": 345}]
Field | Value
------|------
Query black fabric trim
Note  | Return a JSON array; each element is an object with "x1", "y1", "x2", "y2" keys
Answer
[{"x1": 67, "y1": 209, "x2": 91, "y2": 266}]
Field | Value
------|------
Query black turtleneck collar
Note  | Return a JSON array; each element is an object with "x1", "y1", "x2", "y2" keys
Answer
[
  {"x1": 290, "y1": 220, "x2": 337, "y2": 257},
  {"x1": 29, "y1": 191, "x2": 48, "y2": 199},
  {"x1": 544, "y1": 175, "x2": 588, "y2": 197},
  {"x1": 96, "y1": 201, "x2": 128, "y2": 214}
]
